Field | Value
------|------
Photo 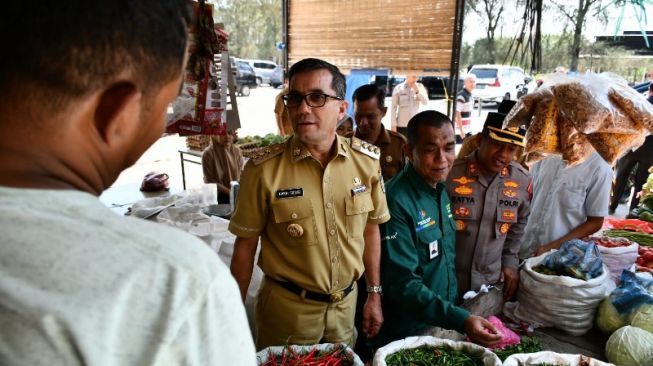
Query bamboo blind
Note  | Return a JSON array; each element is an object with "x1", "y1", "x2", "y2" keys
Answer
[{"x1": 288, "y1": 0, "x2": 457, "y2": 74}]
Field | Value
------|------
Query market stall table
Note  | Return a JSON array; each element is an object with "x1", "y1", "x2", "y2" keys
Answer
[{"x1": 99, "y1": 183, "x2": 181, "y2": 216}]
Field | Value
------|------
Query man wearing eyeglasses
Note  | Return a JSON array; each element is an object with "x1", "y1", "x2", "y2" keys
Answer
[{"x1": 229, "y1": 58, "x2": 390, "y2": 350}]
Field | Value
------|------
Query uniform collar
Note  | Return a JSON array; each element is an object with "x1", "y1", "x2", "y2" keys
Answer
[
  {"x1": 405, "y1": 162, "x2": 443, "y2": 198},
  {"x1": 354, "y1": 125, "x2": 390, "y2": 147},
  {"x1": 289, "y1": 135, "x2": 349, "y2": 163}
]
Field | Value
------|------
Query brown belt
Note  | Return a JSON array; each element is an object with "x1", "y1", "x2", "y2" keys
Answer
[{"x1": 269, "y1": 277, "x2": 355, "y2": 303}]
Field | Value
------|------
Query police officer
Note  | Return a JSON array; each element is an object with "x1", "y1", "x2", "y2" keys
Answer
[
  {"x1": 445, "y1": 111, "x2": 531, "y2": 301},
  {"x1": 229, "y1": 58, "x2": 390, "y2": 350},
  {"x1": 373, "y1": 111, "x2": 502, "y2": 348},
  {"x1": 353, "y1": 84, "x2": 407, "y2": 181}
]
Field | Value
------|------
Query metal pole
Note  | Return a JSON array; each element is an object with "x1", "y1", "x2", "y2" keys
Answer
[
  {"x1": 282, "y1": 0, "x2": 289, "y2": 72},
  {"x1": 448, "y1": 0, "x2": 466, "y2": 121}
]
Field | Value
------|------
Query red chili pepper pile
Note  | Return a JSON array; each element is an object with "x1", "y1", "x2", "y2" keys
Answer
[
  {"x1": 636, "y1": 246, "x2": 653, "y2": 273},
  {"x1": 260, "y1": 344, "x2": 354, "y2": 366},
  {"x1": 591, "y1": 236, "x2": 632, "y2": 248}
]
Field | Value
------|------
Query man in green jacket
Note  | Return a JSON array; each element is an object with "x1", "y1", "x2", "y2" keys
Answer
[{"x1": 372, "y1": 110, "x2": 502, "y2": 348}]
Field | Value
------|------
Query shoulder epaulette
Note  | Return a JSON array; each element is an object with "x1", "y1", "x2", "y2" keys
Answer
[
  {"x1": 350, "y1": 137, "x2": 380, "y2": 160},
  {"x1": 387, "y1": 129, "x2": 407, "y2": 143},
  {"x1": 510, "y1": 160, "x2": 530, "y2": 177},
  {"x1": 250, "y1": 143, "x2": 285, "y2": 166}
]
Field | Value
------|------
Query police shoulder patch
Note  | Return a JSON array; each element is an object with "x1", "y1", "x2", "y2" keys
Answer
[
  {"x1": 251, "y1": 143, "x2": 285, "y2": 166},
  {"x1": 350, "y1": 137, "x2": 380, "y2": 160}
]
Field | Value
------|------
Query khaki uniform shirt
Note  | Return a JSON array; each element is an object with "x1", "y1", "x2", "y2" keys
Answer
[
  {"x1": 229, "y1": 135, "x2": 390, "y2": 294},
  {"x1": 445, "y1": 151, "x2": 531, "y2": 294},
  {"x1": 274, "y1": 88, "x2": 293, "y2": 136},
  {"x1": 357, "y1": 126, "x2": 406, "y2": 181}
]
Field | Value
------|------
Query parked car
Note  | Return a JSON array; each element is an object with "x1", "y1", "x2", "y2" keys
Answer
[
  {"x1": 231, "y1": 57, "x2": 258, "y2": 97},
  {"x1": 469, "y1": 64, "x2": 536, "y2": 104},
  {"x1": 372, "y1": 75, "x2": 406, "y2": 96},
  {"x1": 243, "y1": 59, "x2": 284, "y2": 87}
]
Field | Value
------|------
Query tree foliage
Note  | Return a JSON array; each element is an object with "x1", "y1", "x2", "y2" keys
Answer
[
  {"x1": 466, "y1": 0, "x2": 506, "y2": 64},
  {"x1": 210, "y1": 0, "x2": 282, "y2": 62}
]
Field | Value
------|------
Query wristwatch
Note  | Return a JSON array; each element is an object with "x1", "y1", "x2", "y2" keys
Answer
[{"x1": 366, "y1": 285, "x2": 383, "y2": 295}]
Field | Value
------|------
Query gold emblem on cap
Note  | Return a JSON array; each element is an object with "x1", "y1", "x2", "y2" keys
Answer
[
  {"x1": 353, "y1": 177, "x2": 361, "y2": 185},
  {"x1": 508, "y1": 127, "x2": 520, "y2": 133},
  {"x1": 287, "y1": 223, "x2": 304, "y2": 238}
]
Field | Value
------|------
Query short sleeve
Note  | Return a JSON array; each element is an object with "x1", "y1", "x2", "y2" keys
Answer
[
  {"x1": 368, "y1": 163, "x2": 390, "y2": 224},
  {"x1": 584, "y1": 161, "x2": 612, "y2": 217},
  {"x1": 228, "y1": 161, "x2": 269, "y2": 237}
]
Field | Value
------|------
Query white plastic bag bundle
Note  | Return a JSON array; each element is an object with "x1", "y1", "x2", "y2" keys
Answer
[
  {"x1": 256, "y1": 343, "x2": 363, "y2": 366},
  {"x1": 508, "y1": 252, "x2": 611, "y2": 335},
  {"x1": 503, "y1": 351, "x2": 614, "y2": 366},
  {"x1": 373, "y1": 336, "x2": 501, "y2": 366},
  {"x1": 596, "y1": 240, "x2": 639, "y2": 284}
]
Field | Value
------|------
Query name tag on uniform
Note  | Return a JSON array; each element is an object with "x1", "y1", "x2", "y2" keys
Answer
[
  {"x1": 351, "y1": 185, "x2": 368, "y2": 196},
  {"x1": 276, "y1": 188, "x2": 303, "y2": 199},
  {"x1": 429, "y1": 240, "x2": 439, "y2": 259}
]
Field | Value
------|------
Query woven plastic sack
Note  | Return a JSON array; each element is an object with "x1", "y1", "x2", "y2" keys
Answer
[
  {"x1": 373, "y1": 336, "x2": 501, "y2": 366},
  {"x1": 537, "y1": 239, "x2": 604, "y2": 281},
  {"x1": 503, "y1": 351, "x2": 614, "y2": 366},
  {"x1": 594, "y1": 238, "x2": 639, "y2": 284},
  {"x1": 256, "y1": 343, "x2": 363, "y2": 366},
  {"x1": 509, "y1": 251, "x2": 611, "y2": 335}
]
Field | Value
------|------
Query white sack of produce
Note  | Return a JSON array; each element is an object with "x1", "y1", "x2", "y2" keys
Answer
[
  {"x1": 256, "y1": 343, "x2": 363, "y2": 366},
  {"x1": 373, "y1": 336, "x2": 501, "y2": 366},
  {"x1": 605, "y1": 325, "x2": 653, "y2": 366},
  {"x1": 508, "y1": 252, "x2": 610, "y2": 336},
  {"x1": 503, "y1": 351, "x2": 614, "y2": 366},
  {"x1": 593, "y1": 236, "x2": 639, "y2": 284}
]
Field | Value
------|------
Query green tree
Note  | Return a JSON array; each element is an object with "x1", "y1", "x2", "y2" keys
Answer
[
  {"x1": 466, "y1": 0, "x2": 507, "y2": 63},
  {"x1": 210, "y1": 0, "x2": 282, "y2": 61}
]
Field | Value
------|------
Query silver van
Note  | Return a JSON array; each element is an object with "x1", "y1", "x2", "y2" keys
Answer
[{"x1": 244, "y1": 59, "x2": 284, "y2": 87}]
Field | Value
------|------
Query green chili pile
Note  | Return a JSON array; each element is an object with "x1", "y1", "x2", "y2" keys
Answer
[
  {"x1": 259, "y1": 344, "x2": 354, "y2": 366},
  {"x1": 384, "y1": 346, "x2": 484, "y2": 366},
  {"x1": 492, "y1": 336, "x2": 542, "y2": 361}
]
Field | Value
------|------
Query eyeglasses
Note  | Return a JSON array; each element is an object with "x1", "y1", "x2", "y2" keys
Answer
[{"x1": 282, "y1": 92, "x2": 343, "y2": 108}]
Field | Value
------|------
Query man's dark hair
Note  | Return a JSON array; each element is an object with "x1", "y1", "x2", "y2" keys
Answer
[
  {"x1": 649, "y1": 83, "x2": 653, "y2": 93},
  {"x1": 353, "y1": 84, "x2": 385, "y2": 109},
  {"x1": 406, "y1": 110, "x2": 452, "y2": 145},
  {"x1": 288, "y1": 58, "x2": 346, "y2": 98},
  {"x1": 0, "y1": 0, "x2": 192, "y2": 113}
]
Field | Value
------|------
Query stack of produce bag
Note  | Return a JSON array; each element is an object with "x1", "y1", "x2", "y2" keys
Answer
[
  {"x1": 373, "y1": 336, "x2": 501, "y2": 366},
  {"x1": 507, "y1": 240, "x2": 610, "y2": 335},
  {"x1": 596, "y1": 270, "x2": 653, "y2": 334},
  {"x1": 590, "y1": 236, "x2": 639, "y2": 283},
  {"x1": 256, "y1": 343, "x2": 363, "y2": 366},
  {"x1": 503, "y1": 351, "x2": 613, "y2": 366},
  {"x1": 504, "y1": 73, "x2": 653, "y2": 167}
]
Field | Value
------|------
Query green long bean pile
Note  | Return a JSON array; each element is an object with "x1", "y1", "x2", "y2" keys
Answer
[
  {"x1": 385, "y1": 346, "x2": 484, "y2": 366},
  {"x1": 603, "y1": 230, "x2": 653, "y2": 247},
  {"x1": 492, "y1": 336, "x2": 542, "y2": 361}
]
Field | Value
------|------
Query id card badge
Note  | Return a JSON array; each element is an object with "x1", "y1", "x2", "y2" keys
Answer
[{"x1": 429, "y1": 240, "x2": 439, "y2": 259}]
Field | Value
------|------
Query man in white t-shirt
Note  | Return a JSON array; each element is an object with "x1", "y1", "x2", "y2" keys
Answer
[
  {"x1": 390, "y1": 75, "x2": 428, "y2": 136},
  {"x1": 0, "y1": 1, "x2": 256, "y2": 365}
]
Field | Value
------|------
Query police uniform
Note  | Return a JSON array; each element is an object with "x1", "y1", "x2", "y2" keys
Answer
[
  {"x1": 372, "y1": 163, "x2": 468, "y2": 347},
  {"x1": 356, "y1": 125, "x2": 407, "y2": 181},
  {"x1": 228, "y1": 135, "x2": 390, "y2": 349},
  {"x1": 445, "y1": 111, "x2": 531, "y2": 295}
]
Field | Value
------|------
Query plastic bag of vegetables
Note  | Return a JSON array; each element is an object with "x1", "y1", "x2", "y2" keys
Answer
[
  {"x1": 605, "y1": 326, "x2": 653, "y2": 366},
  {"x1": 373, "y1": 336, "x2": 501, "y2": 366},
  {"x1": 503, "y1": 351, "x2": 614, "y2": 366}
]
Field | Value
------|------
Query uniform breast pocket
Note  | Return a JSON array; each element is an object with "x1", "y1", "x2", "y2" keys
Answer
[
  {"x1": 417, "y1": 227, "x2": 442, "y2": 262},
  {"x1": 345, "y1": 192, "x2": 374, "y2": 245},
  {"x1": 271, "y1": 199, "x2": 316, "y2": 246},
  {"x1": 399, "y1": 93, "x2": 410, "y2": 107}
]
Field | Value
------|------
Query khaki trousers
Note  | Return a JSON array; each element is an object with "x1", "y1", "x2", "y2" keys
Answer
[{"x1": 255, "y1": 278, "x2": 357, "y2": 350}]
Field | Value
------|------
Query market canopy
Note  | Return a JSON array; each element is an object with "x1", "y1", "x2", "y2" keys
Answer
[{"x1": 286, "y1": 0, "x2": 463, "y2": 76}]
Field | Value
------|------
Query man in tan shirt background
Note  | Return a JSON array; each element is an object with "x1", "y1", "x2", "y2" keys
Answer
[
  {"x1": 274, "y1": 74, "x2": 293, "y2": 136},
  {"x1": 229, "y1": 58, "x2": 390, "y2": 350}
]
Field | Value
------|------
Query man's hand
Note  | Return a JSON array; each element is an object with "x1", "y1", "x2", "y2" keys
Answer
[
  {"x1": 463, "y1": 315, "x2": 502, "y2": 347},
  {"x1": 362, "y1": 293, "x2": 383, "y2": 338},
  {"x1": 535, "y1": 241, "x2": 559, "y2": 256},
  {"x1": 500, "y1": 267, "x2": 519, "y2": 300}
]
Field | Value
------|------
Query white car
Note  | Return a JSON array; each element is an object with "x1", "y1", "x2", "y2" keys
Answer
[{"x1": 469, "y1": 65, "x2": 536, "y2": 104}]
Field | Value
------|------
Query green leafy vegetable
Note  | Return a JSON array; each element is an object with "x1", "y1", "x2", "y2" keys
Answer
[
  {"x1": 492, "y1": 336, "x2": 542, "y2": 361},
  {"x1": 385, "y1": 346, "x2": 484, "y2": 366}
]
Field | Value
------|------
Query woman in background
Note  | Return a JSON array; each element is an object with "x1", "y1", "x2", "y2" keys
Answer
[{"x1": 202, "y1": 130, "x2": 244, "y2": 203}]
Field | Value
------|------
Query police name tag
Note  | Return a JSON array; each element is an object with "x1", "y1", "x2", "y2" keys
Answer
[
  {"x1": 351, "y1": 185, "x2": 368, "y2": 196},
  {"x1": 276, "y1": 188, "x2": 303, "y2": 199},
  {"x1": 429, "y1": 240, "x2": 439, "y2": 259}
]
